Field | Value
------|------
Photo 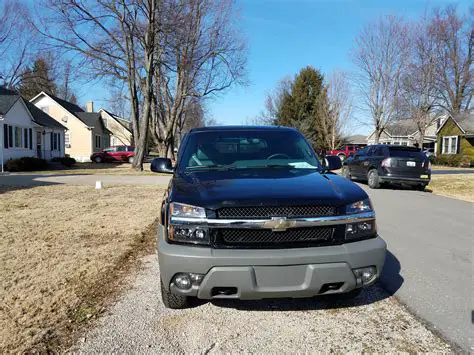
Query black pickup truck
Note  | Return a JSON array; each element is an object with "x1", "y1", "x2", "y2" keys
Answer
[{"x1": 151, "y1": 126, "x2": 386, "y2": 309}]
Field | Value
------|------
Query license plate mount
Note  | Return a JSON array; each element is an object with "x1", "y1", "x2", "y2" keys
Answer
[{"x1": 407, "y1": 161, "x2": 416, "y2": 167}]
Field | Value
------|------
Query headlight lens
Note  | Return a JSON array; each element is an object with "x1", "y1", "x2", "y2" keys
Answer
[
  {"x1": 345, "y1": 198, "x2": 372, "y2": 214},
  {"x1": 170, "y1": 202, "x2": 206, "y2": 218},
  {"x1": 168, "y1": 225, "x2": 210, "y2": 245}
]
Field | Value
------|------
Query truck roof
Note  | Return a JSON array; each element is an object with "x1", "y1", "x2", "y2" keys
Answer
[{"x1": 188, "y1": 125, "x2": 297, "y2": 133}]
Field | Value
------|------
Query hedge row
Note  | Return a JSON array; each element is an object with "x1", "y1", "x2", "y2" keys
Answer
[
  {"x1": 430, "y1": 154, "x2": 473, "y2": 168},
  {"x1": 5, "y1": 156, "x2": 76, "y2": 172}
]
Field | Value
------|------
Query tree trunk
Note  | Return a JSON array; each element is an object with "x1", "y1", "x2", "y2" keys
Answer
[{"x1": 374, "y1": 129, "x2": 381, "y2": 144}]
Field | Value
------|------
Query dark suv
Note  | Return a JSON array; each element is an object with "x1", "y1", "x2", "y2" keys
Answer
[
  {"x1": 150, "y1": 126, "x2": 386, "y2": 309},
  {"x1": 341, "y1": 144, "x2": 431, "y2": 190}
]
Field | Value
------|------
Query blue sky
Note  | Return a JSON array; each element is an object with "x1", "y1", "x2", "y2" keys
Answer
[{"x1": 84, "y1": 0, "x2": 471, "y2": 134}]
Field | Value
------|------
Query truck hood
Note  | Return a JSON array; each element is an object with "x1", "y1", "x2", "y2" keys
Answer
[{"x1": 170, "y1": 169, "x2": 368, "y2": 210}]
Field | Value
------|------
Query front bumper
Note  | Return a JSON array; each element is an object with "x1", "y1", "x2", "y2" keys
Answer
[{"x1": 157, "y1": 225, "x2": 387, "y2": 300}]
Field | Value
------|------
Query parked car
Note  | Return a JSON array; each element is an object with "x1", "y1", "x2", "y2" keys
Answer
[
  {"x1": 328, "y1": 144, "x2": 366, "y2": 161},
  {"x1": 90, "y1": 145, "x2": 134, "y2": 163},
  {"x1": 423, "y1": 148, "x2": 435, "y2": 158},
  {"x1": 341, "y1": 144, "x2": 431, "y2": 190},
  {"x1": 150, "y1": 126, "x2": 386, "y2": 309}
]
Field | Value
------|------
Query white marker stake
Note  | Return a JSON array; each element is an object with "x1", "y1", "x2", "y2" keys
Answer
[{"x1": 95, "y1": 180, "x2": 103, "y2": 189}]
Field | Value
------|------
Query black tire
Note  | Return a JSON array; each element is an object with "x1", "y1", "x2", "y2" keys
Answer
[
  {"x1": 341, "y1": 166, "x2": 351, "y2": 180},
  {"x1": 337, "y1": 154, "x2": 346, "y2": 162},
  {"x1": 128, "y1": 156, "x2": 134, "y2": 164},
  {"x1": 94, "y1": 156, "x2": 103, "y2": 163},
  {"x1": 367, "y1": 169, "x2": 380, "y2": 189},
  {"x1": 161, "y1": 280, "x2": 190, "y2": 309},
  {"x1": 415, "y1": 184, "x2": 427, "y2": 191}
]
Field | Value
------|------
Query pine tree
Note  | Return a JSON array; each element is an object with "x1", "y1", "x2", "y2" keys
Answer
[
  {"x1": 18, "y1": 58, "x2": 56, "y2": 100},
  {"x1": 276, "y1": 66, "x2": 327, "y2": 148}
]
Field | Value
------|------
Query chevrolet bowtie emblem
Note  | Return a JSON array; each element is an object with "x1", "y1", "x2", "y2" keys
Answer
[{"x1": 264, "y1": 217, "x2": 296, "y2": 231}]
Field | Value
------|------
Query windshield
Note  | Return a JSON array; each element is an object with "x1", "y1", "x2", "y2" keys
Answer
[
  {"x1": 178, "y1": 129, "x2": 321, "y2": 171},
  {"x1": 388, "y1": 147, "x2": 425, "y2": 159}
]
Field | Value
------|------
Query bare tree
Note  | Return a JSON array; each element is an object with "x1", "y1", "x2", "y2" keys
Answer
[
  {"x1": 352, "y1": 16, "x2": 410, "y2": 143},
  {"x1": 150, "y1": 0, "x2": 246, "y2": 158},
  {"x1": 0, "y1": 0, "x2": 33, "y2": 88},
  {"x1": 430, "y1": 5, "x2": 473, "y2": 115},
  {"x1": 400, "y1": 17, "x2": 441, "y2": 148},
  {"x1": 33, "y1": 0, "x2": 159, "y2": 170},
  {"x1": 326, "y1": 70, "x2": 352, "y2": 149},
  {"x1": 252, "y1": 77, "x2": 292, "y2": 125}
]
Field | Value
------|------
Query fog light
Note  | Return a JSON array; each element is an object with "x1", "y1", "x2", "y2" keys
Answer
[
  {"x1": 173, "y1": 273, "x2": 192, "y2": 290},
  {"x1": 353, "y1": 266, "x2": 377, "y2": 286},
  {"x1": 189, "y1": 273, "x2": 204, "y2": 285},
  {"x1": 346, "y1": 224, "x2": 355, "y2": 234}
]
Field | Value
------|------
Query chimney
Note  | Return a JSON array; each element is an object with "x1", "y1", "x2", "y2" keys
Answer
[{"x1": 86, "y1": 101, "x2": 94, "y2": 112}]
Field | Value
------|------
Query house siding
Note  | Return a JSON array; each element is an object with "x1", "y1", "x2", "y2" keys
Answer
[
  {"x1": 437, "y1": 118, "x2": 474, "y2": 159},
  {"x1": 32, "y1": 96, "x2": 93, "y2": 162},
  {"x1": 100, "y1": 111, "x2": 132, "y2": 146}
]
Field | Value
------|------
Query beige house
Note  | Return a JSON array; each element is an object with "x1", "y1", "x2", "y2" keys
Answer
[
  {"x1": 99, "y1": 109, "x2": 133, "y2": 146},
  {"x1": 30, "y1": 93, "x2": 115, "y2": 162}
]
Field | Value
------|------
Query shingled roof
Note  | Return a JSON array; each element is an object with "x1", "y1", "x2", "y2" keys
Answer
[
  {"x1": 0, "y1": 87, "x2": 66, "y2": 130},
  {"x1": 0, "y1": 87, "x2": 20, "y2": 115},
  {"x1": 452, "y1": 113, "x2": 474, "y2": 135}
]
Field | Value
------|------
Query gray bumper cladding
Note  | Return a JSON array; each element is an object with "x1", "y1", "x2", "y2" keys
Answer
[{"x1": 157, "y1": 225, "x2": 387, "y2": 300}]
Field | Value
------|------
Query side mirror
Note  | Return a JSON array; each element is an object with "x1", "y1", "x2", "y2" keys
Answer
[
  {"x1": 150, "y1": 158, "x2": 174, "y2": 174},
  {"x1": 324, "y1": 155, "x2": 342, "y2": 171}
]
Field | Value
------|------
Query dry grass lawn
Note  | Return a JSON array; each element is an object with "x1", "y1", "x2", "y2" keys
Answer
[
  {"x1": 19, "y1": 163, "x2": 157, "y2": 176},
  {"x1": 428, "y1": 174, "x2": 474, "y2": 202},
  {"x1": 431, "y1": 165, "x2": 474, "y2": 171},
  {"x1": 0, "y1": 184, "x2": 163, "y2": 352}
]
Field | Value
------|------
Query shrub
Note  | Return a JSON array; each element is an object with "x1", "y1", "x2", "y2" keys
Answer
[
  {"x1": 60, "y1": 157, "x2": 76, "y2": 167},
  {"x1": 460, "y1": 155, "x2": 471, "y2": 168},
  {"x1": 433, "y1": 154, "x2": 463, "y2": 167},
  {"x1": 6, "y1": 157, "x2": 48, "y2": 172},
  {"x1": 51, "y1": 157, "x2": 62, "y2": 163}
]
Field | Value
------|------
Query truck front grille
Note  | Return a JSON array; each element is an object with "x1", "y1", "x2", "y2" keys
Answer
[
  {"x1": 213, "y1": 226, "x2": 343, "y2": 249},
  {"x1": 216, "y1": 205, "x2": 337, "y2": 219}
]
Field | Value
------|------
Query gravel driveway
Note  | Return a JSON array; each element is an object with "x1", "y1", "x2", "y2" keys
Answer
[{"x1": 71, "y1": 254, "x2": 450, "y2": 353}]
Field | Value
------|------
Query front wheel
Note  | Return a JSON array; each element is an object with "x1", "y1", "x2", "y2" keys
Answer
[
  {"x1": 94, "y1": 156, "x2": 103, "y2": 163},
  {"x1": 128, "y1": 156, "x2": 134, "y2": 164},
  {"x1": 161, "y1": 280, "x2": 191, "y2": 309},
  {"x1": 367, "y1": 169, "x2": 380, "y2": 189},
  {"x1": 337, "y1": 154, "x2": 346, "y2": 162}
]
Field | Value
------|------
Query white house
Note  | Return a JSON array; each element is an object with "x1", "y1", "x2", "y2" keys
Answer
[
  {"x1": 366, "y1": 117, "x2": 445, "y2": 151},
  {"x1": 0, "y1": 87, "x2": 67, "y2": 164}
]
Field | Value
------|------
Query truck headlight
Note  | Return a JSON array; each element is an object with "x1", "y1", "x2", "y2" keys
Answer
[
  {"x1": 170, "y1": 202, "x2": 206, "y2": 218},
  {"x1": 345, "y1": 198, "x2": 372, "y2": 214},
  {"x1": 168, "y1": 225, "x2": 210, "y2": 245}
]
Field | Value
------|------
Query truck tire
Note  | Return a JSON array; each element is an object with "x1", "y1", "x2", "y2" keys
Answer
[
  {"x1": 337, "y1": 154, "x2": 346, "y2": 162},
  {"x1": 161, "y1": 280, "x2": 190, "y2": 309},
  {"x1": 341, "y1": 166, "x2": 351, "y2": 180},
  {"x1": 367, "y1": 169, "x2": 380, "y2": 189}
]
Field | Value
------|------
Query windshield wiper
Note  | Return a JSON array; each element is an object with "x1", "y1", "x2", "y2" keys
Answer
[
  {"x1": 246, "y1": 164, "x2": 294, "y2": 169},
  {"x1": 185, "y1": 164, "x2": 236, "y2": 171}
]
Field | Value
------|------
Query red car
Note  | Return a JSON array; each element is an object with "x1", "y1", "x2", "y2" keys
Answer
[
  {"x1": 91, "y1": 145, "x2": 134, "y2": 163},
  {"x1": 327, "y1": 144, "x2": 366, "y2": 161}
]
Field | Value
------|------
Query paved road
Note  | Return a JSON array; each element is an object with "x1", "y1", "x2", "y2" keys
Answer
[
  {"x1": 0, "y1": 173, "x2": 171, "y2": 187},
  {"x1": 360, "y1": 184, "x2": 473, "y2": 351}
]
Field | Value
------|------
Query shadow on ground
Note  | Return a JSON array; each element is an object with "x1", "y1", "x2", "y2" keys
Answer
[
  {"x1": 191, "y1": 249, "x2": 403, "y2": 312},
  {"x1": 0, "y1": 173, "x2": 87, "y2": 193}
]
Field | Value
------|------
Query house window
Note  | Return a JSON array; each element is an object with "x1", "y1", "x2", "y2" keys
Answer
[
  {"x1": 24, "y1": 129, "x2": 28, "y2": 148},
  {"x1": 65, "y1": 132, "x2": 71, "y2": 147},
  {"x1": 401, "y1": 142, "x2": 408, "y2": 146},
  {"x1": 29, "y1": 128, "x2": 32, "y2": 150},
  {"x1": 14, "y1": 127, "x2": 22, "y2": 147},
  {"x1": 95, "y1": 135, "x2": 101, "y2": 149},
  {"x1": 442, "y1": 136, "x2": 458, "y2": 154}
]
